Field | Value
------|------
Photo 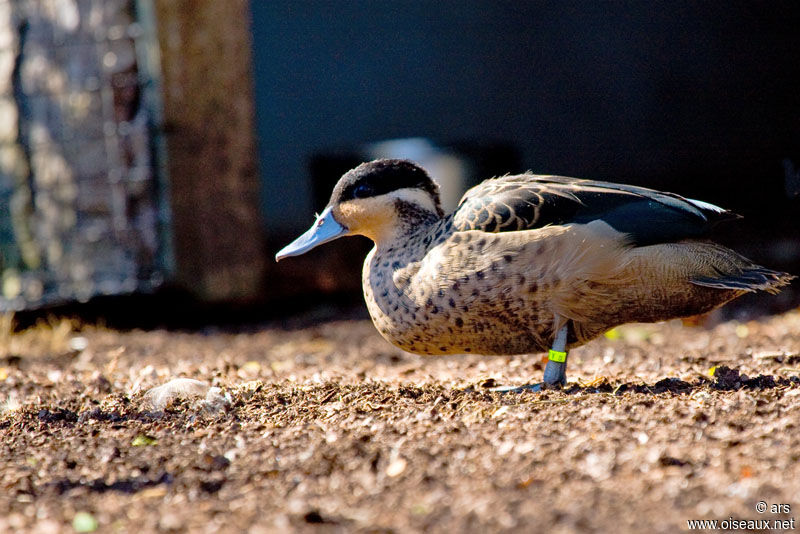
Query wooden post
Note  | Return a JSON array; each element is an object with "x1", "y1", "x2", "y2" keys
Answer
[{"x1": 152, "y1": 0, "x2": 264, "y2": 301}]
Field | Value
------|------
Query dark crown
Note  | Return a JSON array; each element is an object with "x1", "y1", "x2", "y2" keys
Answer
[{"x1": 330, "y1": 159, "x2": 443, "y2": 215}]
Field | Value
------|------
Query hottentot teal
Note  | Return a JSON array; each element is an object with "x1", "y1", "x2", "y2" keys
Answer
[{"x1": 276, "y1": 159, "x2": 794, "y2": 391}]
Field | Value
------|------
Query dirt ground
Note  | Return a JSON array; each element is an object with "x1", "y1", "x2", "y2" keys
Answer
[{"x1": 2, "y1": 305, "x2": 800, "y2": 533}]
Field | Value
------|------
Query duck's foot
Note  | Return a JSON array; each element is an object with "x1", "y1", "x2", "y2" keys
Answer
[
  {"x1": 542, "y1": 356, "x2": 567, "y2": 386},
  {"x1": 489, "y1": 378, "x2": 566, "y2": 393},
  {"x1": 490, "y1": 382, "x2": 548, "y2": 393},
  {"x1": 490, "y1": 325, "x2": 571, "y2": 394}
]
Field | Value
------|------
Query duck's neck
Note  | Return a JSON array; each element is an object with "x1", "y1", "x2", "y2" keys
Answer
[{"x1": 371, "y1": 200, "x2": 441, "y2": 253}]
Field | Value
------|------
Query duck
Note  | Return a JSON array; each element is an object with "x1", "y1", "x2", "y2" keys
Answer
[{"x1": 276, "y1": 159, "x2": 794, "y2": 391}]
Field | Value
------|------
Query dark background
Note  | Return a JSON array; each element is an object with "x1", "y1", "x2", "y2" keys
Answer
[
  {"x1": 8, "y1": 1, "x2": 799, "y2": 326},
  {"x1": 251, "y1": 1, "x2": 799, "y2": 236},
  {"x1": 248, "y1": 1, "x2": 798, "y2": 317}
]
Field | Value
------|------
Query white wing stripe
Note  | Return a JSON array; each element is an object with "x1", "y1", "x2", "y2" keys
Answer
[{"x1": 685, "y1": 197, "x2": 727, "y2": 214}]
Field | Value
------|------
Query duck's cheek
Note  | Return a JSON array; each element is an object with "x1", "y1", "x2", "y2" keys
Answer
[
  {"x1": 334, "y1": 200, "x2": 397, "y2": 242},
  {"x1": 332, "y1": 202, "x2": 362, "y2": 232}
]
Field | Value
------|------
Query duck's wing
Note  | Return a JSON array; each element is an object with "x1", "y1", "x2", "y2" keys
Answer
[{"x1": 451, "y1": 174, "x2": 740, "y2": 246}]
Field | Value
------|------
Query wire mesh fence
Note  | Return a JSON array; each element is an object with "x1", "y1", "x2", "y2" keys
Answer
[{"x1": 0, "y1": 0, "x2": 169, "y2": 311}]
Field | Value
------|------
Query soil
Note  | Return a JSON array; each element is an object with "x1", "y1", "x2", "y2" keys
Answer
[{"x1": 2, "y1": 307, "x2": 800, "y2": 533}]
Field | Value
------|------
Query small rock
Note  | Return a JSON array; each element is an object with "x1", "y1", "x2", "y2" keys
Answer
[
  {"x1": 303, "y1": 510, "x2": 330, "y2": 524},
  {"x1": 33, "y1": 519, "x2": 62, "y2": 534},
  {"x1": 69, "y1": 336, "x2": 88, "y2": 352},
  {"x1": 200, "y1": 477, "x2": 225, "y2": 493},
  {"x1": 159, "y1": 513, "x2": 183, "y2": 531},
  {"x1": 92, "y1": 372, "x2": 112, "y2": 394},
  {"x1": 386, "y1": 457, "x2": 407, "y2": 477},
  {"x1": 143, "y1": 378, "x2": 211, "y2": 410},
  {"x1": 201, "y1": 453, "x2": 230, "y2": 471}
]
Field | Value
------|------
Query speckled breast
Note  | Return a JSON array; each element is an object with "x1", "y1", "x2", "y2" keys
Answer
[{"x1": 360, "y1": 231, "x2": 556, "y2": 356}]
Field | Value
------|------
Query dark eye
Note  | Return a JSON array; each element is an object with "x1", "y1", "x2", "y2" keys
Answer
[{"x1": 353, "y1": 183, "x2": 374, "y2": 199}]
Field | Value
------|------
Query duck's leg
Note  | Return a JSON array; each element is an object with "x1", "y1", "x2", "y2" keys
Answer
[
  {"x1": 490, "y1": 323, "x2": 570, "y2": 393},
  {"x1": 541, "y1": 324, "x2": 569, "y2": 386}
]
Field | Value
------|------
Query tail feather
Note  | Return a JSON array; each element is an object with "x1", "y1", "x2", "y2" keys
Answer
[{"x1": 691, "y1": 266, "x2": 795, "y2": 295}]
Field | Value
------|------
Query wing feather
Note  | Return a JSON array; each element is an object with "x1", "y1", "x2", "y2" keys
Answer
[{"x1": 452, "y1": 174, "x2": 740, "y2": 246}]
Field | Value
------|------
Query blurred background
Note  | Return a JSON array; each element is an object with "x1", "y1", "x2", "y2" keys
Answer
[{"x1": 0, "y1": 0, "x2": 798, "y2": 326}]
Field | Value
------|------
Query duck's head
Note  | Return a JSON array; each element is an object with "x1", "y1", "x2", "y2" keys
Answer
[{"x1": 276, "y1": 159, "x2": 443, "y2": 261}]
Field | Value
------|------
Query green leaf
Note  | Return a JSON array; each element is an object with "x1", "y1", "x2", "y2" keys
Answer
[
  {"x1": 72, "y1": 512, "x2": 98, "y2": 532},
  {"x1": 131, "y1": 434, "x2": 158, "y2": 447},
  {"x1": 603, "y1": 328, "x2": 620, "y2": 340}
]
